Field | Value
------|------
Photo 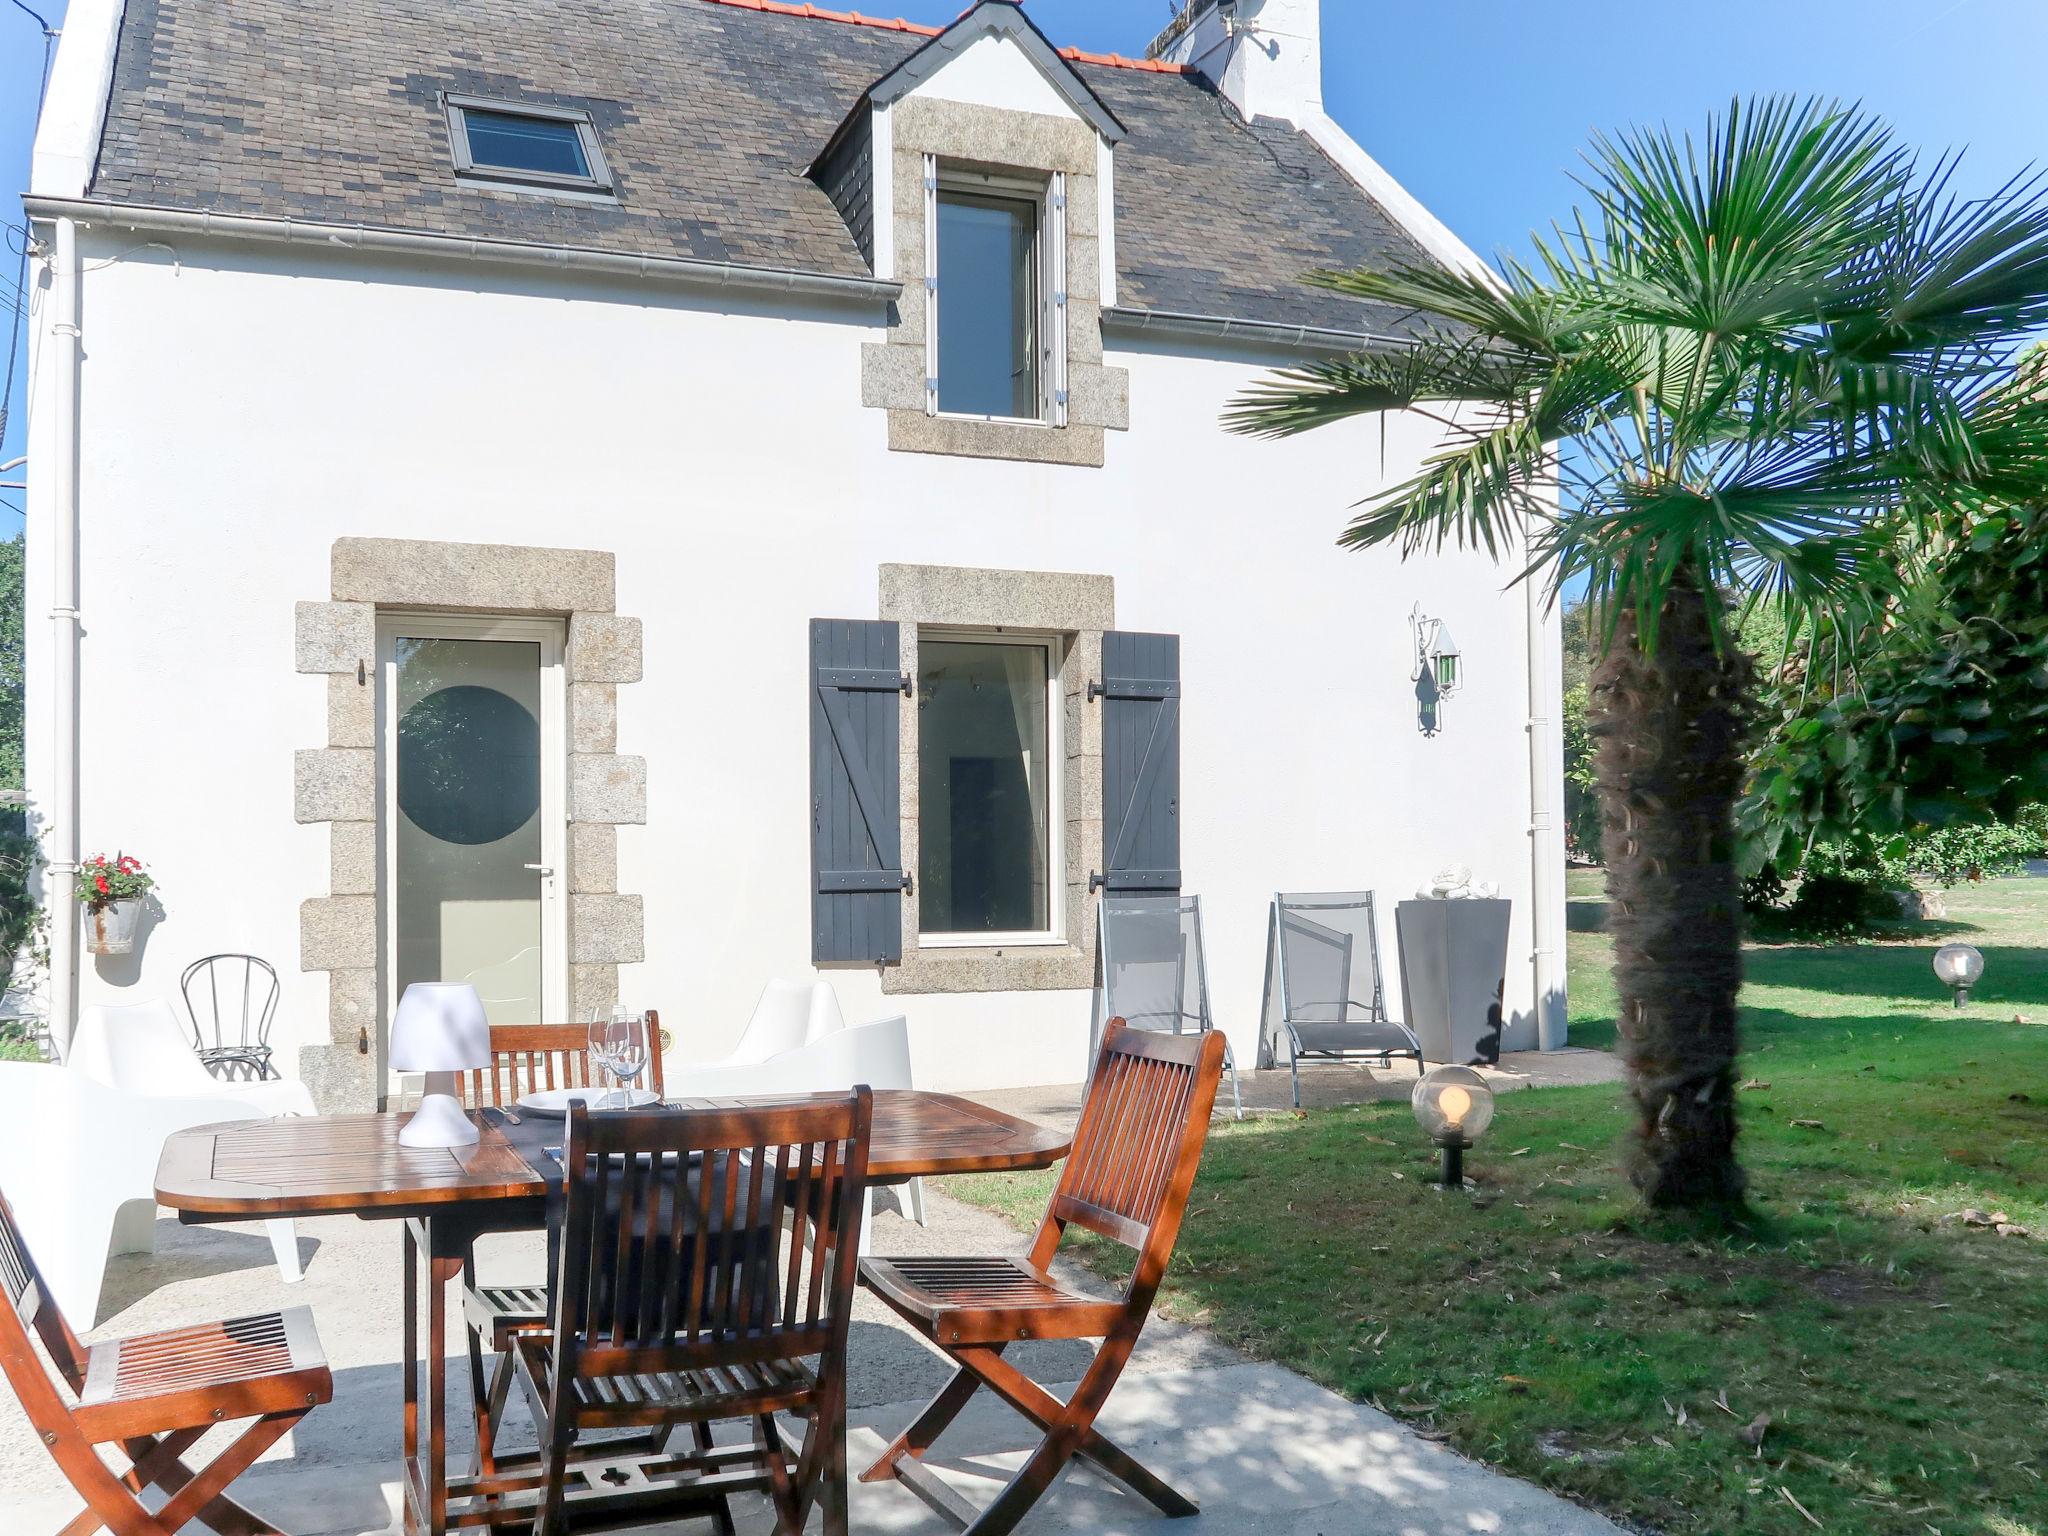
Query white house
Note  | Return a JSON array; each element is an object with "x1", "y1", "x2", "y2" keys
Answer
[{"x1": 20, "y1": 0, "x2": 1566, "y2": 1107}]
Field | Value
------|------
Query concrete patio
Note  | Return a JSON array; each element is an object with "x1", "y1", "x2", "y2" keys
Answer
[{"x1": 5, "y1": 1087, "x2": 1627, "y2": 1536}]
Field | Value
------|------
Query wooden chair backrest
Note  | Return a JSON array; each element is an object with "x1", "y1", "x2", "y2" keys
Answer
[
  {"x1": 548, "y1": 1092, "x2": 871, "y2": 1390},
  {"x1": 0, "y1": 1184, "x2": 93, "y2": 1445},
  {"x1": 1034, "y1": 1020, "x2": 1225, "y2": 1310},
  {"x1": 461, "y1": 1012, "x2": 667, "y2": 1107}
]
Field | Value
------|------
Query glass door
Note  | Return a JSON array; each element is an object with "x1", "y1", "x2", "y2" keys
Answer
[{"x1": 379, "y1": 615, "x2": 566, "y2": 1095}]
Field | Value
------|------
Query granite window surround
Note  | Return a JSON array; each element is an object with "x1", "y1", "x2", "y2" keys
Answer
[
  {"x1": 292, "y1": 536, "x2": 645, "y2": 1111},
  {"x1": 861, "y1": 97, "x2": 1130, "y2": 467},
  {"x1": 878, "y1": 562, "x2": 1112, "y2": 996}
]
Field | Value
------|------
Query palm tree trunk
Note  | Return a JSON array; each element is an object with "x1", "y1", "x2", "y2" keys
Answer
[{"x1": 1590, "y1": 570, "x2": 1752, "y2": 1208}]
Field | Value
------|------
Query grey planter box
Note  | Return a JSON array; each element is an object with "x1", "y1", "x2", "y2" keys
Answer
[{"x1": 1395, "y1": 897, "x2": 1512, "y2": 1065}]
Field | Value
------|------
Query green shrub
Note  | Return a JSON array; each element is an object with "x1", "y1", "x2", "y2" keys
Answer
[
  {"x1": 1560, "y1": 685, "x2": 1601, "y2": 860},
  {"x1": 1909, "y1": 821, "x2": 2038, "y2": 886},
  {"x1": 2019, "y1": 803, "x2": 2048, "y2": 855},
  {"x1": 0, "y1": 822, "x2": 41, "y2": 989}
]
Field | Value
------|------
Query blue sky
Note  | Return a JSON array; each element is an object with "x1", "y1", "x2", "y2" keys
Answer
[{"x1": 4, "y1": 0, "x2": 2048, "y2": 537}]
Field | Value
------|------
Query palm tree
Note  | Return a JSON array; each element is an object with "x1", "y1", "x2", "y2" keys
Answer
[{"x1": 1225, "y1": 98, "x2": 2048, "y2": 1208}]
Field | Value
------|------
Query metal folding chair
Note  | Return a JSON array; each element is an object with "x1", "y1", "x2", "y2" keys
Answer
[
  {"x1": 1259, "y1": 890, "x2": 1423, "y2": 1106},
  {"x1": 1095, "y1": 892, "x2": 1242, "y2": 1118}
]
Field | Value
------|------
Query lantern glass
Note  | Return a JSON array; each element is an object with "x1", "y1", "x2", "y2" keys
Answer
[
  {"x1": 1411, "y1": 1064, "x2": 1494, "y2": 1145},
  {"x1": 1933, "y1": 943, "x2": 1985, "y2": 989}
]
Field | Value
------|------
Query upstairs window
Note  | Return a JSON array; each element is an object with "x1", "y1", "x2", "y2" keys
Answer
[
  {"x1": 924, "y1": 161, "x2": 1069, "y2": 426},
  {"x1": 446, "y1": 96, "x2": 612, "y2": 194},
  {"x1": 937, "y1": 192, "x2": 1039, "y2": 419}
]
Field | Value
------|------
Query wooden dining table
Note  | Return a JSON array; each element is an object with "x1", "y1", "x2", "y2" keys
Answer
[{"x1": 155, "y1": 1091, "x2": 1071, "y2": 1535}]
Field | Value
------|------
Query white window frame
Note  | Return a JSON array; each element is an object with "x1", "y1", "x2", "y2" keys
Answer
[
  {"x1": 445, "y1": 94, "x2": 614, "y2": 196},
  {"x1": 915, "y1": 628, "x2": 1067, "y2": 949},
  {"x1": 924, "y1": 161, "x2": 1067, "y2": 428},
  {"x1": 376, "y1": 612, "x2": 569, "y2": 1095}
]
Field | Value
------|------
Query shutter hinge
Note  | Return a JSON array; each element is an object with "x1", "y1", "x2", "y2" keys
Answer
[
  {"x1": 899, "y1": 672, "x2": 913, "y2": 697},
  {"x1": 1088, "y1": 870, "x2": 1105, "y2": 893},
  {"x1": 1086, "y1": 678, "x2": 1104, "y2": 702}
]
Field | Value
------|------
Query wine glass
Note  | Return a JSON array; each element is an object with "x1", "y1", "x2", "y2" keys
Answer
[
  {"x1": 586, "y1": 1009, "x2": 619, "y2": 1109},
  {"x1": 603, "y1": 1007, "x2": 650, "y2": 1109}
]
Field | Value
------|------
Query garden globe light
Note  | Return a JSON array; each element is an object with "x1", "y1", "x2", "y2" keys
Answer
[
  {"x1": 1411, "y1": 1064, "x2": 1494, "y2": 1187},
  {"x1": 1933, "y1": 943, "x2": 1985, "y2": 1009}
]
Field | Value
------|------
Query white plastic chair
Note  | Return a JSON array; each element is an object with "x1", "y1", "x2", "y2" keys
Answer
[
  {"x1": 0, "y1": 1062, "x2": 294, "y2": 1325},
  {"x1": 672, "y1": 980, "x2": 842, "y2": 1074},
  {"x1": 673, "y1": 1014, "x2": 925, "y2": 1252},
  {"x1": 66, "y1": 1000, "x2": 312, "y2": 1284}
]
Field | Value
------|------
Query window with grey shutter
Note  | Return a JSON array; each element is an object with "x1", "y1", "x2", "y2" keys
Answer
[
  {"x1": 1091, "y1": 631, "x2": 1181, "y2": 895},
  {"x1": 810, "y1": 619, "x2": 910, "y2": 963}
]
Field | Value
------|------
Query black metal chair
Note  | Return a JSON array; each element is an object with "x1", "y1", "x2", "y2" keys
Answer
[{"x1": 180, "y1": 953, "x2": 281, "y2": 1081}]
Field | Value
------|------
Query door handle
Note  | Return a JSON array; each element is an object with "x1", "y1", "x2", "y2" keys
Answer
[{"x1": 523, "y1": 864, "x2": 554, "y2": 877}]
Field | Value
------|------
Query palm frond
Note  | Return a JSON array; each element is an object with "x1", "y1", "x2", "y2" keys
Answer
[
  {"x1": 1221, "y1": 334, "x2": 1544, "y2": 439},
  {"x1": 1829, "y1": 156, "x2": 2048, "y2": 358},
  {"x1": 1580, "y1": 96, "x2": 1908, "y2": 335}
]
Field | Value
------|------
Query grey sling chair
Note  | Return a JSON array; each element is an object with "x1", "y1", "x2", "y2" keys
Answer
[
  {"x1": 1094, "y1": 893, "x2": 1243, "y2": 1118},
  {"x1": 1258, "y1": 891, "x2": 1423, "y2": 1108}
]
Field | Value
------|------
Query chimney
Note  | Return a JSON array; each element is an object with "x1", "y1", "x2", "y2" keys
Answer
[{"x1": 1148, "y1": 0, "x2": 1324, "y2": 128}]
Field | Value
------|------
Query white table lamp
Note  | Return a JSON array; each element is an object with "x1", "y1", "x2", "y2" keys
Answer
[{"x1": 391, "y1": 982, "x2": 491, "y2": 1148}]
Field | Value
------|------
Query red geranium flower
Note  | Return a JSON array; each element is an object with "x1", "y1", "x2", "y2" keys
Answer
[{"x1": 95, "y1": 874, "x2": 110, "y2": 896}]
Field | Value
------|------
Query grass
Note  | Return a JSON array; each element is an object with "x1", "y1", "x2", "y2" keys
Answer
[{"x1": 951, "y1": 874, "x2": 2048, "y2": 1536}]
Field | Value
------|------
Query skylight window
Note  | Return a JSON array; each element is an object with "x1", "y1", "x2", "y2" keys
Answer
[{"x1": 445, "y1": 96, "x2": 612, "y2": 194}]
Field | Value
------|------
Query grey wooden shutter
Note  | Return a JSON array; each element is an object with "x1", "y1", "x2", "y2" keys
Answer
[
  {"x1": 810, "y1": 619, "x2": 909, "y2": 963},
  {"x1": 1092, "y1": 630, "x2": 1181, "y2": 894}
]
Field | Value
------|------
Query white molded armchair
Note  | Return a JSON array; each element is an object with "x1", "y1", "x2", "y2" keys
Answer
[
  {"x1": 669, "y1": 996, "x2": 925, "y2": 1249},
  {"x1": 66, "y1": 999, "x2": 313, "y2": 1287},
  {"x1": 672, "y1": 980, "x2": 844, "y2": 1075},
  {"x1": 0, "y1": 1062, "x2": 295, "y2": 1325}
]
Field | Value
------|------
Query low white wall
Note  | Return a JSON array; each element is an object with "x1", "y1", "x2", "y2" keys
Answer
[{"x1": 24, "y1": 234, "x2": 1563, "y2": 1091}]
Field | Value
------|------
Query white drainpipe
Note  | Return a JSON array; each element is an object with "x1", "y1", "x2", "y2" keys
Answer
[
  {"x1": 46, "y1": 216, "x2": 82, "y2": 1058},
  {"x1": 1525, "y1": 571, "x2": 1565, "y2": 1049}
]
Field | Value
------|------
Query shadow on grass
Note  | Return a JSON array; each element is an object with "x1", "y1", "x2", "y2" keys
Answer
[{"x1": 1744, "y1": 943, "x2": 2048, "y2": 1010}]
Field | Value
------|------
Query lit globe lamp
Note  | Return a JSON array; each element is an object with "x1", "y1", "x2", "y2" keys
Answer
[
  {"x1": 1411, "y1": 1064, "x2": 1495, "y2": 1188},
  {"x1": 1932, "y1": 943, "x2": 1985, "y2": 1009}
]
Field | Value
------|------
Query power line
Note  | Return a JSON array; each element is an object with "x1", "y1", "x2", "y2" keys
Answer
[{"x1": 5, "y1": 0, "x2": 52, "y2": 32}]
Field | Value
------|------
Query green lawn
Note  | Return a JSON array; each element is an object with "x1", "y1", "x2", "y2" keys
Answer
[{"x1": 952, "y1": 876, "x2": 2048, "y2": 1536}]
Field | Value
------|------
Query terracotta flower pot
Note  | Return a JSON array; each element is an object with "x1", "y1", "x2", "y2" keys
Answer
[{"x1": 83, "y1": 898, "x2": 145, "y2": 956}]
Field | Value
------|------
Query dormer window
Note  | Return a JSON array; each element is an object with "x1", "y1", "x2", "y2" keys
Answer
[
  {"x1": 936, "y1": 190, "x2": 1039, "y2": 419},
  {"x1": 924, "y1": 160, "x2": 1069, "y2": 427},
  {"x1": 446, "y1": 96, "x2": 612, "y2": 195}
]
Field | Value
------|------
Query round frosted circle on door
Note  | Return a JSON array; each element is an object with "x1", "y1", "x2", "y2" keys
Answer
[{"x1": 397, "y1": 684, "x2": 541, "y2": 845}]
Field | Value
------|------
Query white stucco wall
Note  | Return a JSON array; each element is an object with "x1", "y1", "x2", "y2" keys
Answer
[{"x1": 23, "y1": 233, "x2": 1564, "y2": 1092}]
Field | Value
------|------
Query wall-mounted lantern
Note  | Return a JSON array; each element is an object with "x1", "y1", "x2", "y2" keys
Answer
[{"x1": 1409, "y1": 604, "x2": 1464, "y2": 737}]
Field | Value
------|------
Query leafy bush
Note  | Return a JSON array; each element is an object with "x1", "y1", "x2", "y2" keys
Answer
[
  {"x1": 1746, "y1": 839, "x2": 1909, "y2": 939},
  {"x1": 2019, "y1": 803, "x2": 2048, "y2": 855},
  {"x1": 0, "y1": 822, "x2": 41, "y2": 989},
  {"x1": 1560, "y1": 684, "x2": 1602, "y2": 860},
  {"x1": 1909, "y1": 821, "x2": 2038, "y2": 886}
]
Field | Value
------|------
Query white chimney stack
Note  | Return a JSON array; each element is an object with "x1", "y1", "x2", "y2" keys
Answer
[{"x1": 1151, "y1": 0, "x2": 1324, "y2": 128}]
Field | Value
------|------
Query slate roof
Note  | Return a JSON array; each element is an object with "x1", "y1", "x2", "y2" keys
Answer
[{"x1": 88, "y1": 0, "x2": 1442, "y2": 338}]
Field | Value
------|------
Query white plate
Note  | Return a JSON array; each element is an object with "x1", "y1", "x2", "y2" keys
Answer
[{"x1": 514, "y1": 1086, "x2": 661, "y2": 1115}]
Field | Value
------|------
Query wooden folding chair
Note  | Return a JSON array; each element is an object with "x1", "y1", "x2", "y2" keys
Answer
[
  {"x1": 506, "y1": 1092, "x2": 871, "y2": 1536},
  {"x1": 455, "y1": 1017, "x2": 667, "y2": 1478},
  {"x1": 0, "y1": 1183, "x2": 331, "y2": 1536},
  {"x1": 859, "y1": 1020, "x2": 1225, "y2": 1536}
]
